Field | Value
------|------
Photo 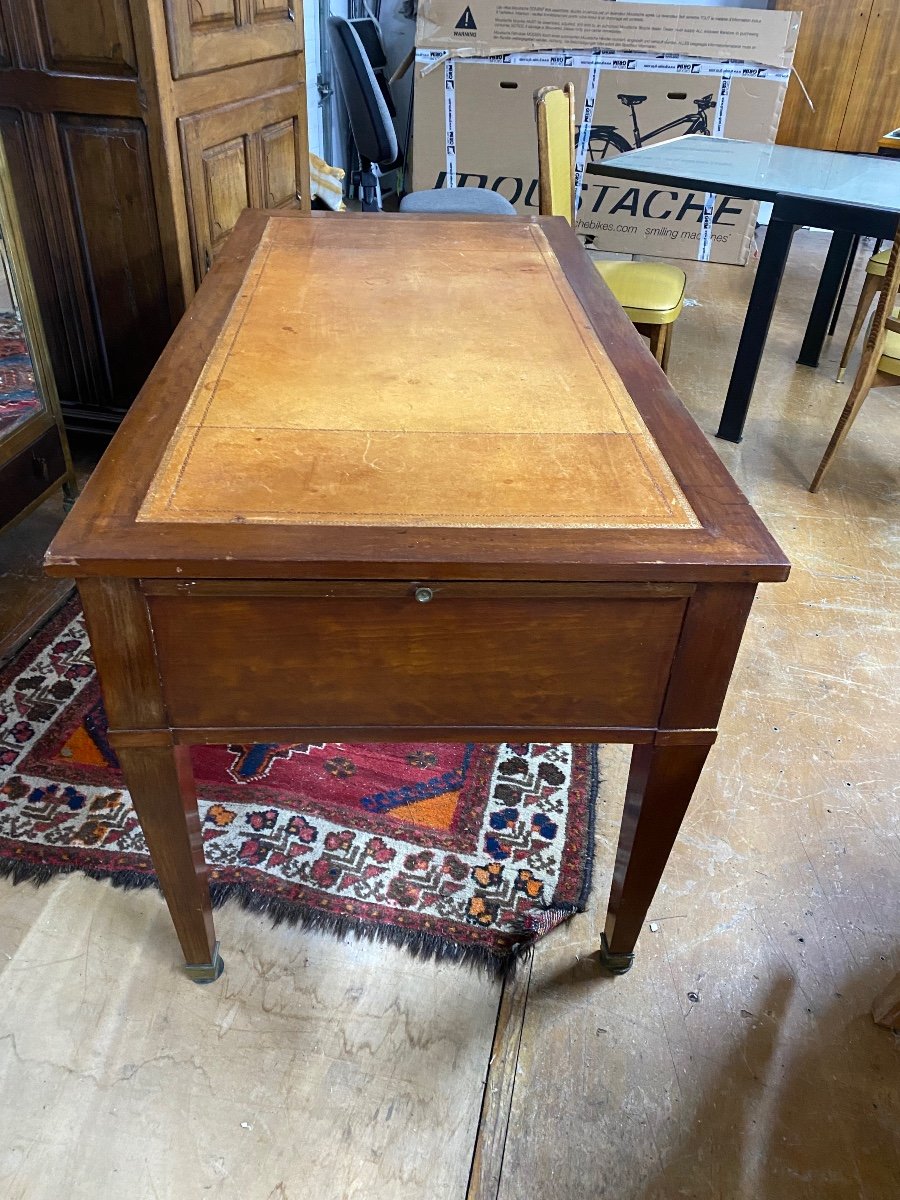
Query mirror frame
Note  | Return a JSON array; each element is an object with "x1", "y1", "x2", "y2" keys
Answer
[{"x1": 0, "y1": 132, "x2": 76, "y2": 526}]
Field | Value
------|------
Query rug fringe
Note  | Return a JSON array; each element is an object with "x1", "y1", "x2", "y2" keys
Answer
[
  {"x1": 577, "y1": 744, "x2": 603, "y2": 912},
  {"x1": 0, "y1": 855, "x2": 554, "y2": 979}
]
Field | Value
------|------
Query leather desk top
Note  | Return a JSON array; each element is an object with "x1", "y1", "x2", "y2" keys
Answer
[
  {"x1": 139, "y1": 216, "x2": 697, "y2": 532},
  {"x1": 46, "y1": 210, "x2": 788, "y2": 583}
]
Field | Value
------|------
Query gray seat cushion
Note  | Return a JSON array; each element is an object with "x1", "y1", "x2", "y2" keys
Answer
[{"x1": 400, "y1": 188, "x2": 516, "y2": 215}]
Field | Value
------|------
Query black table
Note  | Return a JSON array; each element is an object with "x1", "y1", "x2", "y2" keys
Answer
[{"x1": 586, "y1": 137, "x2": 900, "y2": 441}]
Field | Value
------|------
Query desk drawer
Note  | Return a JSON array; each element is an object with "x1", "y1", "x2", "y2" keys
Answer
[{"x1": 145, "y1": 581, "x2": 690, "y2": 734}]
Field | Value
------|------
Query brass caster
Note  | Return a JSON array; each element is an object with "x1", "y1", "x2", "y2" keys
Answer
[
  {"x1": 184, "y1": 942, "x2": 225, "y2": 984},
  {"x1": 598, "y1": 933, "x2": 635, "y2": 976}
]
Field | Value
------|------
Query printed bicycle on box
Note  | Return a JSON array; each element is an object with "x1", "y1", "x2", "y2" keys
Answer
[{"x1": 588, "y1": 91, "x2": 716, "y2": 159}]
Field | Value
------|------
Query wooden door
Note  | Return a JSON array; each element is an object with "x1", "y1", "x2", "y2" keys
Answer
[
  {"x1": 0, "y1": 0, "x2": 180, "y2": 433},
  {"x1": 776, "y1": 0, "x2": 900, "y2": 153},
  {"x1": 837, "y1": 0, "x2": 900, "y2": 151},
  {"x1": 164, "y1": 0, "x2": 301, "y2": 78},
  {"x1": 774, "y1": 0, "x2": 873, "y2": 152}
]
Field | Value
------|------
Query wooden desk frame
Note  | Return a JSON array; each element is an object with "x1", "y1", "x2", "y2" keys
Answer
[{"x1": 47, "y1": 211, "x2": 789, "y2": 982}]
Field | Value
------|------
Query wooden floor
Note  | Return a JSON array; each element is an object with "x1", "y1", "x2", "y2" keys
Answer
[{"x1": 0, "y1": 230, "x2": 898, "y2": 1200}]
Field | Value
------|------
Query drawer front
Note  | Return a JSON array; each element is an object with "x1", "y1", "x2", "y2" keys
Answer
[
  {"x1": 0, "y1": 425, "x2": 66, "y2": 529},
  {"x1": 146, "y1": 581, "x2": 690, "y2": 733}
]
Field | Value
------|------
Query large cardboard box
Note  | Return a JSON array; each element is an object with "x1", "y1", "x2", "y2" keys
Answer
[{"x1": 412, "y1": 1, "x2": 800, "y2": 264}]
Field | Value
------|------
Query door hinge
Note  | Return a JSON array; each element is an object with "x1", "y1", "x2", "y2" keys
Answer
[{"x1": 317, "y1": 73, "x2": 334, "y2": 104}]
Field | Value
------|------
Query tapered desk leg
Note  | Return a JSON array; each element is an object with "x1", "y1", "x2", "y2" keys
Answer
[
  {"x1": 599, "y1": 741, "x2": 712, "y2": 974},
  {"x1": 716, "y1": 216, "x2": 798, "y2": 443},
  {"x1": 116, "y1": 740, "x2": 222, "y2": 983},
  {"x1": 78, "y1": 576, "x2": 222, "y2": 983}
]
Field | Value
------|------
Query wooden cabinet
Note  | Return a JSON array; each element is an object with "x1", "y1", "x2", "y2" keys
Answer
[
  {"x1": 838, "y1": 2, "x2": 900, "y2": 151},
  {"x1": 775, "y1": 0, "x2": 900, "y2": 153},
  {"x1": 180, "y1": 84, "x2": 306, "y2": 277},
  {"x1": 0, "y1": 0, "x2": 310, "y2": 433}
]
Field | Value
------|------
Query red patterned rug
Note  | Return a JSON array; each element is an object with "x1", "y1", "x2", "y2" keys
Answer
[{"x1": 0, "y1": 600, "x2": 597, "y2": 972}]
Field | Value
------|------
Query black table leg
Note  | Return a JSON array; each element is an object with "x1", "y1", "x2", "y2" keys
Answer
[
  {"x1": 716, "y1": 217, "x2": 798, "y2": 443},
  {"x1": 828, "y1": 234, "x2": 860, "y2": 337},
  {"x1": 797, "y1": 230, "x2": 855, "y2": 367}
]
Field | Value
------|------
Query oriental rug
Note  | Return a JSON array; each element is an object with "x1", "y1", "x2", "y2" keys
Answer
[{"x1": 0, "y1": 599, "x2": 597, "y2": 972}]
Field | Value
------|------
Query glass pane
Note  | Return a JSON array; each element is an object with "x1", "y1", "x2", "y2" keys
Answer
[
  {"x1": 0, "y1": 229, "x2": 47, "y2": 440},
  {"x1": 586, "y1": 135, "x2": 900, "y2": 212}
]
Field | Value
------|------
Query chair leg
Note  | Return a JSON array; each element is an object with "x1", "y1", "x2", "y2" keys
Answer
[
  {"x1": 660, "y1": 323, "x2": 674, "y2": 373},
  {"x1": 810, "y1": 360, "x2": 882, "y2": 492},
  {"x1": 829, "y1": 234, "x2": 860, "y2": 337},
  {"x1": 647, "y1": 324, "x2": 666, "y2": 367},
  {"x1": 837, "y1": 274, "x2": 881, "y2": 383}
]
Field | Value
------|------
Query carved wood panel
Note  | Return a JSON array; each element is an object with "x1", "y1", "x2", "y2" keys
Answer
[
  {"x1": 33, "y1": 0, "x2": 137, "y2": 77},
  {"x1": 251, "y1": 0, "x2": 294, "y2": 20},
  {"x1": 260, "y1": 115, "x2": 300, "y2": 208},
  {"x1": 56, "y1": 115, "x2": 173, "y2": 411},
  {"x1": 164, "y1": 0, "x2": 300, "y2": 79},
  {"x1": 179, "y1": 85, "x2": 303, "y2": 282},
  {"x1": 201, "y1": 135, "x2": 254, "y2": 259},
  {"x1": 190, "y1": 0, "x2": 241, "y2": 31}
]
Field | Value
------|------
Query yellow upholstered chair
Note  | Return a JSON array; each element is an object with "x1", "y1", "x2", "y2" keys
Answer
[
  {"x1": 811, "y1": 225, "x2": 900, "y2": 491},
  {"x1": 534, "y1": 84, "x2": 686, "y2": 372}
]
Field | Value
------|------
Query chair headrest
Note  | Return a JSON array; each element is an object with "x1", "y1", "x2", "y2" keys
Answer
[{"x1": 327, "y1": 16, "x2": 398, "y2": 170}]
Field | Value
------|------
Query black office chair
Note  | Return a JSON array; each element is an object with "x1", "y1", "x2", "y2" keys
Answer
[
  {"x1": 326, "y1": 15, "x2": 515, "y2": 216},
  {"x1": 327, "y1": 15, "x2": 399, "y2": 211}
]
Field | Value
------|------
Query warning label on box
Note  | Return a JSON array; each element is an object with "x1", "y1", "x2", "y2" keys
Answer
[{"x1": 418, "y1": 1, "x2": 799, "y2": 68}]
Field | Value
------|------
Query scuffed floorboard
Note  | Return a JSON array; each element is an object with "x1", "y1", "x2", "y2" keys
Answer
[{"x1": 496, "y1": 230, "x2": 899, "y2": 1200}]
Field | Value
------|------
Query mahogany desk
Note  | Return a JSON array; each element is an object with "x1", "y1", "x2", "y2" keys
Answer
[{"x1": 46, "y1": 211, "x2": 789, "y2": 982}]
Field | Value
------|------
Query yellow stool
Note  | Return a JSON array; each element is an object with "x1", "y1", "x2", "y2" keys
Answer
[
  {"x1": 534, "y1": 84, "x2": 686, "y2": 374},
  {"x1": 594, "y1": 260, "x2": 686, "y2": 371}
]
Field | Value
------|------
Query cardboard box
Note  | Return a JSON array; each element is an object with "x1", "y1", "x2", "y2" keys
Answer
[{"x1": 412, "y1": 1, "x2": 800, "y2": 264}]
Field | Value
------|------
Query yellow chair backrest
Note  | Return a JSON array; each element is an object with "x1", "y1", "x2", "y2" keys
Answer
[{"x1": 535, "y1": 84, "x2": 576, "y2": 225}]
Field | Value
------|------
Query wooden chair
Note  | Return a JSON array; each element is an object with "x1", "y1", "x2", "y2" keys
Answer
[
  {"x1": 534, "y1": 84, "x2": 686, "y2": 373},
  {"x1": 810, "y1": 224, "x2": 900, "y2": 491},
  {"x1": 835, "y1": 246, "x2": 892, "y2": 383},
  {"x1": 835, "y1": 129, "x2": 900, "y2": 381}
]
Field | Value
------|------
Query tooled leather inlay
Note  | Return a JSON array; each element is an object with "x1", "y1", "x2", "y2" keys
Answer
[{"x1": 138, "y1": 218, "x2": 699, "y2": 531}]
